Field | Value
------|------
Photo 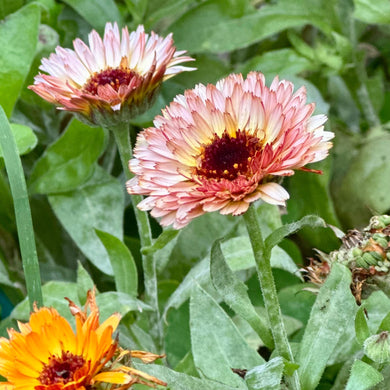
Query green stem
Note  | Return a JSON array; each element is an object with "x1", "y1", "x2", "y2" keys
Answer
[
  {"x1": 0, "y1": 106, "x2": 43, "y2": 310},
  {"x1": 101, "y1": 131, "x2": 117, "y2": 174},
  {"x1": 243, "y1": 204, "x2": 300, "y2": 390},
  {"x1": 111, "y1": 123, "x2": 153, "y2": 247},
  {"x1": 110, "y1": 122, "x2": 162, "y2": 347}
]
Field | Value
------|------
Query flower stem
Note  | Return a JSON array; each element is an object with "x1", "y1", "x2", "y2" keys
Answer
[
  {"x1": 243, "y1": 204, "x2": 300, "y2": 390},
  {"x1": 0, "y1": 107, "x2": 43, "y2": 310},
  {"x1": 111, "y1": 123, "x2": 152, "y2": 247},
  {"x1": 110, "y1": 123, "x2": 162, "y2": 347}
]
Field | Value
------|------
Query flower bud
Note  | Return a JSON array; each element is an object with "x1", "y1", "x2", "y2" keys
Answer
[{"x1": 364, "y1": 331, "x2": 390, "y2": 363}]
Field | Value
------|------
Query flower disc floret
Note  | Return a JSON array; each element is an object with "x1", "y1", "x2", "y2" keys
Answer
[
  {"x1": 29, "y1": 23, "x2": 195, "y2": 126},
  {"x1": 127, "y1": 72, "x2": 333, "y2": 229}
]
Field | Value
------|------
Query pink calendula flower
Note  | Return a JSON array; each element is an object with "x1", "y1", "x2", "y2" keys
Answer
[
  {"x1": 29, "y1": 23, "x2": 195, "y2": 126},
  {"x1": 127, "y1": 72, "x2": 334, "y2": 229}
]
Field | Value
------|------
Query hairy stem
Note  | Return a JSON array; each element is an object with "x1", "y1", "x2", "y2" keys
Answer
[
  {"x1": 244, "y1": 204, "x2": 300, "y2": 390},
  {"x1": 110, "y1": 123, "x2": 162, "y2": 348}
]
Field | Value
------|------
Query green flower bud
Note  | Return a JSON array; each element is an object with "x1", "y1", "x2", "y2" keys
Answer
[
  {"x1": 364, "y1": 332, "x2": 390, "y2": 363},
  {"x1": 355, "y1": 255, "x2": 368, "y2": 268},
  {"x1": 372, "y1": 233, "x2": 389, "y2": 249},
  {"x1": 362, "y1": 252, "x2": 378, "y2": 266},
  {"x1": 352, "y1": 248, "x2": 363, "y2": 257},
  {"x1": 371, "y1": 251, "x2": 384, "y2": 262},
  {"x1": 379, "y1": 215, "x2": 390, "y2": 226}
]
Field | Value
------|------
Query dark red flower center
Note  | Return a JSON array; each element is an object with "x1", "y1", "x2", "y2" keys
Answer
[
  {"x1": 197, "y1": 130, "x2": 260, "y2": 180},
  {"x1": 38, "y1": 351, "x2": 86, "y2": 385},
  {"x1": 83, "y1": 67, "x2": 138, "y2": 95}
]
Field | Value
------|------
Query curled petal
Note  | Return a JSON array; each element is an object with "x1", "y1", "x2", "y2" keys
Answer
[
  {"x1": 127, "y1": 72, "x2": 332, "y2": 228},
  {"x1": 29, "y1": 23, "x2": 195, "y2": 126}
]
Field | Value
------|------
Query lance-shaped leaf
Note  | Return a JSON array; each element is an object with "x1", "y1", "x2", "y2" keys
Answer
[
  {"x1": 49, "y1": 167, "x2": 123, "y2": 275},
  {"x1": 264, "y1": 215, "x2": 327, "y2": 256},
  {"x1": 210, "y1": 239, "x2": 273, "y2": 349},
  {"x1": 297, "y1": 263, "x2": 356, "y2": 390},
  {"x1": 133, "y1": 363, "x2": 240, "y2": 390},
  {"x1": 96, "y1": 230, "x2": 138, "y2": 297},
  {"x1": 190, "y1": 285, "x2": 263, "y2": 387},
  {"x1": 245, "y1": 357, "x2": 284, "y2": 390},
  {"x1": 29, "y1": 119, "x2": 105, "y2": 194},
  {"x1": 0, "y1": 3, "x2": 40, "y2": 117},
  {"x1": 345, "y1": 360, "x2": 383, "y2": 390}
]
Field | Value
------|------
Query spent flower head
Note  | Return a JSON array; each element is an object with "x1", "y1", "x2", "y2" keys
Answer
[
  {"x1": 0, "y1": 289, "x2": 166, "y2": 390},
  {"x1": 127, "y1": 72, "x2": 333, "y2": 228},
  {"x1": 29, "y1": 23, "x2": 195, "y2": 127},
  {"x1": 305, "y1": 215, "x2": 390, "y2": 303}
]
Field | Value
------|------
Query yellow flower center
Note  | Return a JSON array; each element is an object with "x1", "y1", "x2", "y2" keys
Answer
[
  {"x1": 38, "y1": 351, "x2": 86, "y2": 385},
  {"x1": 197, "y1": 130, "x2": 260, "y2": 180}
]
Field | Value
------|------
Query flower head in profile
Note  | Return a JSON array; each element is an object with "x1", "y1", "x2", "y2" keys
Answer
[
  {"x1": 29, "y1": 23, "x2": 195, "y2": 126},
  {"x1": 127, "y1": 72, "x2": 333, "y2": 229},
  {"x1": 0, "y1": 289, "x2": 166, "y2": 390}
]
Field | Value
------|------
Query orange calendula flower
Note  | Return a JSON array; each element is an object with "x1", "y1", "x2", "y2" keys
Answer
[
  {"x1": 127, "y1": 72, "x2": 334, "y2": 229},
  {"x1": 0, "y1": 290, "x2": 166, "y2": 390},
  {"x1": 29, "y1": 23, "x2": 195, "y2": 126}
]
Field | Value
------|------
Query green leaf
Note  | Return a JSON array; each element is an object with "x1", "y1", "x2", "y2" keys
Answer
[
  {"x1": 332, "y1": 131, "x2": 390, "y2": 227},
  {"x1": 29, "y1": 119, "x2": 105, "y2": 194},
  {"x1": 379, "y1": 311, "x2": 390, "y2": 332},
  {"x1": 95, "y1": 230, "x2": 138, "y2": 297},
  {"x1": 161, "y1": 212, "x2": 239, "y2": 282},
  {"x1": 265, "y1": 215, "x2": 327, "y2": 256},
  {"x1": 132, "y1": 363, "x2": 239, "y2": 390},
  {"x1": 237, "y1": 48, "x2": 313, "y2": 77},
  {"x1": 174, "y1": 351, "x2": 199, "y2": 376},
  {"x1": 278, "y1": 284, "x2": 316, "y2": 325},
  {"x1": 165, "y1": 302, "x2": 191, "y2": 368},
  {"x1": 61, "y1": 0, "x2": 122, "y2": 32},
  {"x1": 11, "y1": 281, "x2": 80, "y2": 323},
  {"x1": 142, "y1": 228, "x2": 180, "y2": 256},
  {"x1": 0, "y1": 3, "x2": 40, "y2": 117},
  {"x1": 373, "y1": 365, "x2": 390, "y2": 390},
  {"x1": 164, "y1": 238, "x2": 297, "y2": 317},
  {"x1": 169, "y1": 0, "x2": 331, "y2": 54},
  {"x1": 30, "y1": 196, "x2": 81, "y2": 281},
  {"x1": 0, "y1": 170, "x2": 15, "y2": 231},
  {"x1": 0, "y1": 124, "x2": 37, "y2": 158},
  {"x1": 223, "y1": 237, "x2": 299, "y2": 275},
  {"x1": 245, "y1": 357, "x2": 284, "y2": 390},
  {"x1": 124, "y1": 0, "x2": 147, "y2": 25},
  {"x1": 0, "y1": 0, "x2": 23, "y2": 19},
  {"x1": 210, "y1": 239, "x2": 273, "y2": 349},
  {"x1": 21, "y1": 24, "x2": 60, "y2": 106},
  {"x1": 297, "y1": 263, "x2": 357, "y2": 390},
  {"x1": 190, "y1": 286, "x2": 263, "y2": 387},
  {"x1": 95, "y1": 291, "x2": 152, "y2": 322},
  {"x1": 364, "y1": 292, "x2": 390, "y2": 333},
  {"x1": 0, "y1": 106, "x2": 42, "y2": 309},
  {"x1": 327, "y1": 75, "x2": 361, "y2": 132},
  {"x1": 354, "y1": 0, "x2": 390, "y2": 24},
  {"x1": 284, "y1": 159, "x2": 342, "y2": 252},
  {"x1": 345, "y1": 360, "x2": 383, "y2": 390},
  {"x1": 49, "y1": 167, "x2": 124, "y2": 275},
  {"x1": 146, "y1": 0, "x2": 196, "y2": 26},
  {"x1": 355, "y1": 306, "x2": 371, "y2": 345}
]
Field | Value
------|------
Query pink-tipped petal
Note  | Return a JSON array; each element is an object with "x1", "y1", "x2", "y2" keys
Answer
[{"x1": 127, "y1": 72, "x2": 333, "y2": 228}]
